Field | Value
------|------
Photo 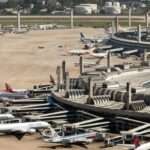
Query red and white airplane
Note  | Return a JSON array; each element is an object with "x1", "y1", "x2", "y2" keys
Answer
[{"x1": 0, "y1": 83, "x2": 29, "y2": 99}]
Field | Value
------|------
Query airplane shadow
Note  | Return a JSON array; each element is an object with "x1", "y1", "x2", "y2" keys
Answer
[
  {"x1": 99, "y1": 145, "x2": 108, "y2": 149},
  {"x1": 60, "y1": 54, "x2": 68, "y2": 56},
  {"x1": 39, "y1": 144, "x2": 72, "y2": 149},
  {"x1": 39, "y1": 143, "x2": 88, "y2": 149},
  {"x1": 74, "y1": 143, "x2": 88, "y2": 149}
]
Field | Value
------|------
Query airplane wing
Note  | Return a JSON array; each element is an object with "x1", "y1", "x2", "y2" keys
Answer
[
  {"x1": 62, "y1": 137, "x2": 93, "y2": 145},
  {"x1": 75, "y1": 137, "x2": 93, "y2": 143}
]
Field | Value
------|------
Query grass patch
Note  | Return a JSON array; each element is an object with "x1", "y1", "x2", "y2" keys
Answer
[{"x1": 0, "y1": 16, "x2": 146, "y2": 28}]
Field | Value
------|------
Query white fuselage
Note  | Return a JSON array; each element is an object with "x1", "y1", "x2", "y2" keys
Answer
[
  {"x1": 0, "y1": 121, "x2": 50, "y2": 133},
  {"x1": 69, "y1": 49, "x2": 89, "y2": 55},
  {"x1": 0, "y1": 91, "x2": 28, "y2": 99},
  {"x1": 49, "y1": 131, "x2": 97, "y2": 144}
]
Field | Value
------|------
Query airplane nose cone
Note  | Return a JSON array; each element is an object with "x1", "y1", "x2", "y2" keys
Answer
[
  {"x1": 7, "y1": 114, "x2": 14, "y2": 119},
  {"x1": 43, "y1": 138, "x2": 51, "y2": 142}
]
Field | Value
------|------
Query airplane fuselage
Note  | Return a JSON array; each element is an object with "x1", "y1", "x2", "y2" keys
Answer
[
  {"x1": 0, "y1": 121, "x2": 49, "y2": 133},
  {"x1": 50, "y1": 131, "x2": 97, "y2": 144},
  {"x1": 0, "y1": 91, "x2": 28, "y2": 99}
]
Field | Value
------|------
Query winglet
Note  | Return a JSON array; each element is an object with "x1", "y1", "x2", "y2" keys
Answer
[
  {"x1": 5, "y1": 83, "x2": 14, "y2": 92},
  {"x1": 50, "y1": 75, "x2": 56, "y2": 85}
]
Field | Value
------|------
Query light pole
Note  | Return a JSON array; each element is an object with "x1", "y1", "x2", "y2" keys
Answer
[
  {"x1": 70, "y1": 8, "x2": 74, "y2": 29},
  {"x1": 144, "y1": 0, "x2": 150, "y2": 32},
  {"x1": 128, "y1": 7, "x2": 132, "y2": 27},
  {"x1": 17, "y1": 9, "x2": 21, "y2": 31},
  {"x1": 17, "y1": 6, "x2": 22, "y2": 32},
  {"x1": 145, "y1": 11, "x2": 149, "y2": 28}
]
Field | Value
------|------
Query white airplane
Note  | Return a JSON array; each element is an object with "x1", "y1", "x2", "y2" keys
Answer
[
  {"x1": 135, "y1": 142, "x2": 150, "y2": 150},
  {"x1": 89, "y1": 46, "x2": 122, "y2": 59},
  {"x1": 0, "y1": 83, "x2": 29, "y2": 99},
  {"x1": 0, "y1": 121, "x2": 50, "y2": 140},
  {"x1": 0, "y1": 114, "x2": 14, "y2": 120},
  {"x1": 80, "y1": 32, "x2": 107, "y2": 44},
  {"x1": 69, "y1": 49, "x2": 90, "y2": 56},
  {"x1": 69, "y1": 45, "x2": 112, "y2": 57},
  {"x1": 90, "y1": 50, "x2": 108, "y2": 58},
  {"x1": 69, "y1": 47, "x2": 95, "y2": 56},
  {"x1": 43, "y1": 126, "x2": 99, "y2": 146}
]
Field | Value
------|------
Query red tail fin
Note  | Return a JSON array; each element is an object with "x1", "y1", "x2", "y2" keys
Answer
[{"x1": 5, "y1": 83, "x2": 14, "y2": 92}]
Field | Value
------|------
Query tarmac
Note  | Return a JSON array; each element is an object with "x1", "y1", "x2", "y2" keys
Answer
[
  {"x1": 0, "y1": 134, "x2": 127, "y2": 150},
  {"x1": 0, "y1": 28, "x2": 103, "y2": 89},
  {"x1": 0, "y1": 27, "x2": 141, "y2": 150}
]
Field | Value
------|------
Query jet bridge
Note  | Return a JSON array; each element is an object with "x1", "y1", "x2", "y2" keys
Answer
[
  {"x1": 121, "y1": 124, "x2": 150, "y2": 140},
  {"x1": 122, "y1": 49, "x2": 139, "y2": 58},
  {"x1": 5, "y1": 102, "x2": 64, "y2": 115},
  {"x1": 73, "y1": 117, "x2": 110, "y2": 130},
  {"x1": 109, "y1": 47, "x2": 124, "y2": 53},
  {"x1": 24, "y1": 110, "x2": 69, "y2": 121},
  {"x1": 2, "y1": 98, "x2": 48, "y2": 106},
  {"x1": 24, "y1": 110, "x2": 110, "y2": 131}
]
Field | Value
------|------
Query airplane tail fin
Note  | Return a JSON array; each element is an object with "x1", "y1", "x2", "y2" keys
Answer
[
  {"x1": 50, "y1": 74, "x2": 56, "y2": 85},
  {"x1": 80, "y1": 32, "x2": 85, "y2": 41},
  {"x1": 5, "y1": 83, "x2": 14, "y2": 92}
]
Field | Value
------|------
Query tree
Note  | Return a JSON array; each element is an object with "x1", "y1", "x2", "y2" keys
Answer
[
  {"x1": 144, "y1": 0, "x2": 150, "y2": 12},
  {"x1": 47, "y1": 0, "x2": 57, "y2": 12},
  {"x1": 7, "y1": 0, "x2": 18, "y2": 8},
  {"x1": 19, "y1": 0, "x2": 31, "y2": 9}
]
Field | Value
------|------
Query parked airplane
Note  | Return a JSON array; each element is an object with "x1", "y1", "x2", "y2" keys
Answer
[
  {"x1": 135, "y1": 142, "x2": 150, "y2": 150},
  {"x1": 90, "y1": 49, "x2": 108, "y2": 58},
  {"x1": 69, "y1": 49, "x2": 90, "y2": 56},
  {"x1": 0, "y1": 83, "x2": 29, "y2": 99},
  {"x1": 43, "y1": 126, "x2": 99, "y2": 146},
  {"x1": 69, "y1": 47, "x2": 95, "y2": 56},
  {"x1": 80, "y1": 32, "x2": 107, "y2": 44},
  {"x1": 0, "y1": 121, "x2": 50, "y2": 140}
]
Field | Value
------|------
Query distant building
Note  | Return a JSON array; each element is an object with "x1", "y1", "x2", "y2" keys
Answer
[
  {"x1": 0, "y1": 0, "x2": 8, "y2": 3},
  {"x1": 103, "y1": 1, "x2": 121, "y2": 15},
  {"x1": 74, "y1": 4, "x2": 98, "y2": 15}
]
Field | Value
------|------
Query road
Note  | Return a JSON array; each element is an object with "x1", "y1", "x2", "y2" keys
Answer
[
  {"x1": 0, "y1": 15, "x2": 146, "y2": 19},
  {"x1": 0, "y1": 15, "x2": 147, "y2": 27}
]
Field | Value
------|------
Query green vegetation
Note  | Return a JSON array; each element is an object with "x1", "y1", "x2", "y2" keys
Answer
[{"x1": 0, "y1": 16, "x2": 146, "y2": 28}]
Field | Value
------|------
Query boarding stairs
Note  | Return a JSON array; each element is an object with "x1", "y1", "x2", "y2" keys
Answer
[{"x1": 87, "y1": 95, "x2": 125, "y2": 110}]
